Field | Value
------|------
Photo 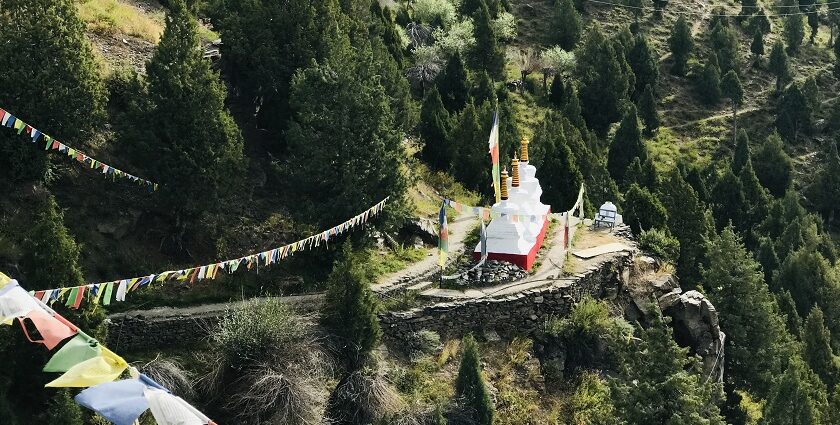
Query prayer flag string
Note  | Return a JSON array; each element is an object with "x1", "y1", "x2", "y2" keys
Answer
[
  {"x1": 31, "y1": 197, "x2": 390, "y2": 308},
  {"x1": 0, "y1": 107, "x2": 158, "y2": 192},
  {"x1": 0, "y1": 274, "x2": 216, "y2": 424}
]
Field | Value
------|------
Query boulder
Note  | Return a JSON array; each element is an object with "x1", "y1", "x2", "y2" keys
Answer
[{"x1": 658, "y1": 290, "x2": 725, "y2": 383}]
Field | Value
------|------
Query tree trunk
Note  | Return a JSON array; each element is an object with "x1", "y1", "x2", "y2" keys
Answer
[
  {"x1": 733, "y1": 103, "x2": 738, "y2": 145},
  {"x1": 542, "y1": 72, "x2": 548, "y2": 92}
]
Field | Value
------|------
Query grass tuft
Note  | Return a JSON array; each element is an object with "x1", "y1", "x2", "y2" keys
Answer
[{"x1": 77, "y1": 0, "x2": 165, "y2": 43}]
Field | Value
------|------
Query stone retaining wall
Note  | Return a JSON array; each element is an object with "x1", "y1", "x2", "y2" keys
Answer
[
  {"x1": 379, "y1": 252, "x2": 632, "y2": 341},
  {"x1": 108, "y1": 254, "x2": 632, "y2": 351}
]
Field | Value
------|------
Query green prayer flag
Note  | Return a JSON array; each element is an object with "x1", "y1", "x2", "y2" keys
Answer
[
  {"x1": 102, "y1": 282, "x2": 113, "y2": 306},
  {"x1": 65, "y1": 287, "x2": 79, "y2": 307},
  {"x1": 43, "y1": 331, "x2": 101, "y2": 373}
]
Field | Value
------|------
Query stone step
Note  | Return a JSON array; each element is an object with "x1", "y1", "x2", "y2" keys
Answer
[{"x1": 406, "y1": 280, "x2": 434, "y2": 292}]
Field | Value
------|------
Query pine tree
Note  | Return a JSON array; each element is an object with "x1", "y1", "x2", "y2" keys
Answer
[
  {"x1": 757, "y1": 237, "x2": 781, "y2": 285},
  {"x1": 808, "y1": 8, "x2": 820, "y2": 44},
  {"x1": 754, "y1": 132, "x2": 793, "y2": 197},
  {"x1": 471, "y1": 0, "x2": 506, "y2": 79},
  {"x1": 607, "y1": 105, "x2": 647, "y2": 184},
  {"x1": 776, "y1": 83, "x2": 812, "y2": 143},
  {"x1": 658, "y1": 168, "x2": 709, "y2": 286},
  {"x1": 438, "y1": 52, "x2": 471, "y2": 113},
  {"x1": 804, "y1": 306, "x2": 840, "y2": 390},
  {"x1": 497, "y1": 88, "x2": 522, "y2": 161},
  {"x1": 835, "y1": 31, "x2": 840, "y2": 77},
  {"x1": 740, "y1": 159, "x2": 770, "y2": 232},
  {"x1": 749, "y1": 8, "x2": 773, "y2": 35},
  {"x1": 777, "y1": 289, "x2": 804, "y2": 338},
  {"x1": 623, "y1": 184, "x2": 668, "y2": 234},
  {"x1": 577, "y1": 26, "x2": 631, "y2": 135},
  {"x1": 210, "y1": 0, "x2": 338, "y2": 140},
  {"x1": 321, "y1": 243, "x2": 382, "y2": 370},
  {"x1": 370, "y1": 1, "x2": 405, "y2": 67},
  {"x1": 769, "y1": 40, "x2": 792, "y2": 92},
  {"x1": 751, "y1": 28, "x2": 765, "y2": 63},
  {"x1": 611, "y1": 309, "x2": 726, "y2": 424},
  {"x1": 420, "y1": 87, "x2": 453, "y2": 171},
  {"x1": 763, "y1": 359, "x2": 829, "y2": 424},
  {"x1": 803, "y1": 76, "x2": 820, "y2": 110},
  {"x1": 698, "y1": 56, "x2": 722, "y2": 105},
  {"x1": 548, "y1": 75, "x2": 567, "y2": 108},
  {"x1": 808, "y1": 141, "x2": 840, "y2": 224},
  {"x1": 711, "y1": 167, "x2": 746, "y2": 231},
  {"x1": 455, "y1": 335, "x2": 494, "y2": 424},
  {"x1": 0, "y1": 0, "x2": 106, "y2": 183},
  {"x1": 537, "y1": 119, "x2": 585, "y2": 209},
  {"x1": 45, "y1": 390, "x2": 84, "y2": 425},
  {"x1": 710, "y1": 22, "x2": 740, "y2": 75},
  {"x1": 452, "y1": 102, "x2": 493, "y2": 195},
  {"x1": 555, "y1": 0, "x2": 582, "y2": 51},
  {"x1": 286, "y1": 36, "x2": 406, "y2": 228},
  {"x1": 470, "y1": 71, "x2": 495, "y2": 106},
  {"x1": 637, "y1": 85, "x2": 660, "y2": 137},
  {"x1": 625, "y1": 156, "x2": 659, "y2": 191},
  {"x1": 563, "y1": 83, "x2": 587, "y2": 132},
  {"x1": 681, "y1": 162, "x2": 710, "y2": 203},
  {"x1": 773, "y1": 248, "x2": 839, "y2": 336},
  {"x1": 704, "y1": 227, "x2": 795, "y2": 397},
  {"x1": 131, "y1": 0, "x2": 246, "y2": 232},
  {"x1": 627, "y1": 35, "x2": 659, "y2": 99},
  {"x1": 739, "y1": 0, "x2": 758, "y2": 18},
  {"x1": 720, "y1": 70, "x2": 744, "y2": 144},
  {"x1": 20, "y1": 195, "x2": 83, "y2": 291},
  {"x1": 784, "y1": 0, "x2": 806, "y2": 55},
  {"x1": 733, "y1": 130, "x2": 751, "y2": 174},
  {"x1": 669, "y1": 16, "x2": 694, "y2": 76}
]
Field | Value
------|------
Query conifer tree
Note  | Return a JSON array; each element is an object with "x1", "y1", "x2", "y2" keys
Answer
[
  {"x1": 623, "y1": 184, "x2": 668, "y2": 234},
  {"x1": 455, "y1": 335, "x2": 494, "y2": 424},
  {"x1": 438, "y1": 52, "x2": 471, "y2": 113},
  {"x1": 733, "y1": 130, "x2": 750, "y2": 175},
  {"x1": 769, "y1": 40, "x2": 792, "y2": 92},
  {"x1": 637, "y1": 85, "x2": 660, "y2": 137},
  {"x1": 754, "y1": 132, "x2": 793, "y2": 197},
  {"x1": 607, "y1": 106, "x2": 646, "y2": 184},
  {"x1": 659, "y1": 168, "x2": 709, "y2": 286},
  {"x1": 803, "y1": 76, "x2": 820, "y2": 110},
  {"x1": 784, "y1": 0, "x2": 806, "y2": 54},
  {"x1": 537, "y1": 119, "x2": 585, "y2": 209},
  {"x1": 555, "y1": 0, "x2": 582, "y2": 50},
  {"x1": 720, "y1": 70, "x2": 744, "y2": 143},
  {"x1": 470, "y1": 71, "x2": 495, "y2": 105},
  {"x1": 808, "y1": 141, "x2": 840, "y2": 224},
  {"x1": 835, "y1": 31, "x2": 840, "y2": 77},
  {"x1": 471, "y1": 0, "x2": 506, "y2": 79},
  {"x1": 452, "y1": 102, "x2": 493, "y2": 194},
  {"x1": 625, "y1": 156, "x2": 659, "y2": 192},
  {"x1": 681, "y1": 162, "x2": 710, "y2": 204},
  {"x1": 808, "y1": 8, "x2": 820, "y2": 44},
  {"x1": 577, "y1": 26, "x2": 631, "y2": 135},
  {"x1": 132, "y1": 0, "x2": 246, "y2": 232},
  {"x1": 763, "y1": 359, "x2": 829, "y2": 424},
  {"x1": 627, "y1": 35, "x2": 659, "y2": 99},
  {"x1": 740, "y1": 159, "x2": 770, "y2": 232},
  {"x1": 286, "y1": 35, "x2": 406, "y2": 227},
  {"x1": 45, "y1": 390, "x2": 84, "y2": 425},
  {"x1": 321, "y1": 243, "x2": 382, "y2": 370},
  {"x1": 739, "y1": 0, "x2": 758, "y2": 18},
  {"x1": 710, "y1": 22, "x2": 740, "y2": 75},
  {"x1": 497, "y1": 88, "x2": 522, "y2": 160},
  {"x1": 563, "y1": 83, "x2": 587, "y2": 132},
  {"x1": 669, "y1": 16, "x2": 694, "y2": 76},
  {"x1": 698, "y1": 57, "x2": 722, "y2": 105},
  {"x1": 776, "y1": 83, "x2": 812, "y2": 143},
  {"x1": 548, "y1": 75, "x2": 567, "y2": 108},
  {"x1": 20, "y1": 196, "x2": 84, "y2": 290},
  {"x1": 758, "y1": 237, "x2": 781, "y2": 285},
  {"x1": 711, "y1": 168, "x2": 746, "y2": 231},
  {"x1": 773, "y1": 249, "x2": 840, "y2": 341},
  {"x1": 370, "y1": 2, "x2": 405, "y2": 67},
  {"x1": 749, "y1": 8, "x2": 772, "y2": 35},
  {"x1": 0, "y1": 0, "x2": 106, "y2": 183},
  {"x1": 611, "y1": 309, "x2": 726, "y2": 424},
  {"x1": 804, "y1": 306, "x2": 840, "y2": 390},
  {"x1": 210, "y1": 0, "x2": 338, "y2": 140},
  {"x1": 704, "y1": 227, "x2": 795, "y2": 397},
  {"x1": 420, "y1": 87, "x2": 453, "y2": 171},
  {"x1": 777, "y1": 289, "x2": 803, "y2": 339},
  {"x1": 751, "y1": 28, "x2": 765, "y2": 64}
]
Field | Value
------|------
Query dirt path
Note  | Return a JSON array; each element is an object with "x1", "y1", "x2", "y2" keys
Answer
[{"x1": 372, "y1": 214, "x2": 478, "y2": 293}]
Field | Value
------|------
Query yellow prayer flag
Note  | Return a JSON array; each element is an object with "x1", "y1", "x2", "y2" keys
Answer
[
  {"x1": 45, "y1": 346, "x2": 127, "y2": 388},
  {"x1": 0, "y1": 272, "x2": 11, "y2": 289}
]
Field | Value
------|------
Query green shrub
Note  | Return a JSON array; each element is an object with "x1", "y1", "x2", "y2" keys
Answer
[{"x1": 638, "y1": 228, "x2": 680, "y2": 264}]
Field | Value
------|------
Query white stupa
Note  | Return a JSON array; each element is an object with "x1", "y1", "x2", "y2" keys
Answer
[{"x1": 474, "y1": 137, "x2": 551, "y2": 270}]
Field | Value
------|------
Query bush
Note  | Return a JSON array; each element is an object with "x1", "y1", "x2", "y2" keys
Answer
[
  {"x1": 408, "y1": 330, "x2": 443, "y2": 356},
  {"x1": 206, "y1": 298, "x2": 330, "y2": 424},
  {"x1": 454, "y1": 335, "x2": 494, "y2": 425},
  {"x1": 638, "y1": 228, "x2": 680, "y2": 264},
  {"x1": 413, "y1": 0, "x2": 457, "y2": 28},
  {"x1": 325, "y1": 366, "x2": 405, "y2": 424}
]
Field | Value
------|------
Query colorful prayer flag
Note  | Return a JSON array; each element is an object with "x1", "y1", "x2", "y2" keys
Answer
[
  {"x1": 438, "y1": 204, "x2": 448, "y2": 268},
  {"x1": 488, "y1": 110, "x2": 500, "y2": 204}
]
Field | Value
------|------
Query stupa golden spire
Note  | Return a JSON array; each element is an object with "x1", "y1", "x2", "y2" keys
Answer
[
  {"x1": 500, "y1": 168, "x2": 509, "y2": 200},
  {"x1": 520, "y1": 137, "x2": 529, "y2": 162},
  {"x1": 511, "y1": 155, "x2": 520, "y2": 187}
]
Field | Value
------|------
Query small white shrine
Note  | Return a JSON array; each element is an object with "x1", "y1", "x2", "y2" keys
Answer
[{"x1": 474, "y1": 137, "x2": 551, "y2": 271}]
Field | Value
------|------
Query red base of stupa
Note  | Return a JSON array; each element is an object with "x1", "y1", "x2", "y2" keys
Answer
[{"x1": 473, "y1": 214, "x2": 551, "y2": 272}]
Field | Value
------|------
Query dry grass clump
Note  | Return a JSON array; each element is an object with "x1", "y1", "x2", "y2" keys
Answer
[
  {"x1": 326, "y1": 366, "x2": 405, "y2": 424},
  {"x1": 201, "y1": 298, "x2": 331, "y2": 425},
  {"x1": 77, "y1": 0, "x2": 164, "y2": 43},
  {"x1": 139, "y1": 356, "x2": 195, "y2": 399}
]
